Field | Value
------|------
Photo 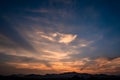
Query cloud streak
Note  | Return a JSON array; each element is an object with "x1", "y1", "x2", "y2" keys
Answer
[{"x1": 36, "y1": 31, "x2": 77, "y2": 44}]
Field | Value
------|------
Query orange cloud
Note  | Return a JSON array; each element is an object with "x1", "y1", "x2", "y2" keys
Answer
[
  {"x1": 3, "y1": 57, "x2": 120, "y2": 75},
  {"x1": 1, "y1": 25, "x2": 119, "y2": 75},
  {"x1": 42, "y1": 50, "x2": 69, "y2": 60},
  {"x1": 7, "y1": 62, "x2": 51, "y2": 70}
]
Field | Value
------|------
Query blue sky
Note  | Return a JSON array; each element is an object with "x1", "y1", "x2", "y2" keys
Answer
[{"x1": 0, "y1": 0, "x2": 120, "y2": 75}]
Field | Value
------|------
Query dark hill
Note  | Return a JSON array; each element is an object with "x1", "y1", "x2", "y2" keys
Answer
[{"x1": 0, "y1": 72, "x2": 120, "y2": 80}]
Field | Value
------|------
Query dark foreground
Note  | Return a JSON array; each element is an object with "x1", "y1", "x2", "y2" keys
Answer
[{"x1": 0, "y1": 72, "x2": 120, "y2": 80}]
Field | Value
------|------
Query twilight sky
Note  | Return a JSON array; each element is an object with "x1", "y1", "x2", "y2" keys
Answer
[{"x1": 0, "y1": 0, "x2": 120, "y2": 75}]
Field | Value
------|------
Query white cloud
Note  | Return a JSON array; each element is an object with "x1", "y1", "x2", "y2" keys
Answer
[
  {"x1": 41, "y1": 35, "x2": 55, "y2": 42},
  {"x1": 37, "y1": 31, "x2": 77, "y2": 44},
  {"x1": 57, "y1": 33, "x2": 77, "y2": 44},
  {"x1": 51, "y1": 33, "x2": 57, "y2": 37},
  {"x1": 78, "y1": 39, "x2": 94, "y2": 47}
]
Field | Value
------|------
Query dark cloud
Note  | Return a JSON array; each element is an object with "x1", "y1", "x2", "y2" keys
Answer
[
  {"x1": 0, "y1": 63, "x2": 58, "y2": 75},
  {"x1": 0, "y1": 17, "x2": 35, "y2": 52},
  {"x1": 0, "y1": 52, "x2": 50, "y2": 66}
]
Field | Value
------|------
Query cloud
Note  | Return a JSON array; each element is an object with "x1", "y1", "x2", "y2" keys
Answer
[
  {"x1": 77, "y1": 39, "x2": 94, "y2": 47},
  {"x1": 16, "y1": 28, "x2": 79, "y2": 62},
  {"x1": 6, "y1": 57, "x2": 120, "y2": 75},
  {"x1": 0, "y1": 17, "x2": 35, "y2": 52},
  {"x1": 1, "y1": 0, "x2": 120, "y2": 75},
  {"x1": 40, "y1": 34, "x2": 55, "y2": 42},
  {"x1": 36, "y1": 31, "x2": 77, "y2": 44},
  {"x1": 31, "y1": 8, "x2": 49, "y2": 13},
  {"x1": 0, "y1": 63, "x2": 58, "y2": 75},
  {"x1": 79, "y1": 57, "x2": 120, "y2": 74},
  {"x1": 58, "y1": 33, "x2": 77, "y2": 44},
  {"x1": 42, "y1": 50, "x2": 69, "y2": 60},
  {"x1": 0, "y1": 52, "x2": 49, "y2": 64},
  {"x1": 7, "y1": 62, "x2": 51, "y2": 71},
  {"x1": 1, "y1": 51, "x2": 120, "y2": 75},
  {"x1": 0, "y1": 34, "x2": 15, "y2": 49},
  {"x1": 1, "y1": 25, "x2": 107, "y2": 74}
]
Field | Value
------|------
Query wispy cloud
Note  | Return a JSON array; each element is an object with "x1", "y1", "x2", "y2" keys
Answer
[
  {"x1": 1, "y1": 0, "x2": 120, "y2": 75},
  {"x1": 0, "y1": 18, "x2": 107, "y2": 74},
  {"x1": 57, "y1": 32, "x2": 77, "y2": 44},
  {"x1": 77, "y1": 39, "x2": 94, "y2": 47},
  {"x1": 30, "y1": 8, "x2": 49, "y2": 13},
  {"x1": 36, "y1": 31, "x2": 77, "y2": 44},
  {"x1": 40, "y1": 34, "x2": 55, "y2": 42}
]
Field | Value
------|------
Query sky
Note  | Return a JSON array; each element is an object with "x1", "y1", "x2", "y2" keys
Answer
[{"x1": 0, "y1": 0, "x2": 120, "y2": 75}]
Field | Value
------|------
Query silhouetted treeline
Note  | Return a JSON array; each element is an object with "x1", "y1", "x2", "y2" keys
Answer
[{"x1": 0, "y1": 72, "x2": 120, "y2": 80}]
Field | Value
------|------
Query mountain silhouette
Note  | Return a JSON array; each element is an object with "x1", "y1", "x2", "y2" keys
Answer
[{"x1": 0, "y1": 72, "x2": 120, "y2": 80}]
